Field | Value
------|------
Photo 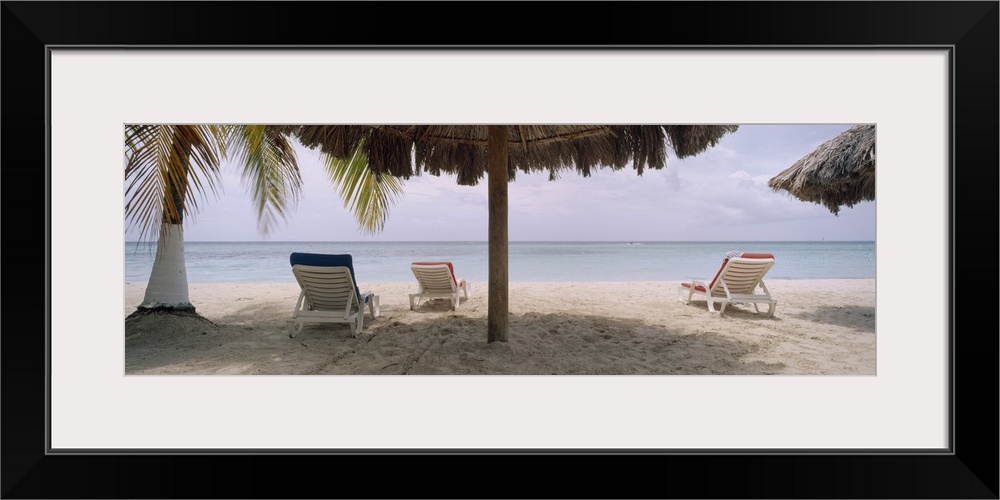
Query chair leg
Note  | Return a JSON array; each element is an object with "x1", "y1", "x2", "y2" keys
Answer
[
  {"x1": 679, "y1": 286, "x2": 696, "y2": 305},
  {"x1": 765, "y1": 302, "x2": 776, "y2": 318},
  {"x1": 369, "y1": 295, "x2": 380, "y2": 318},
  {"x1": 748, "y1": 302, "x2": 777, "y2": 318},
  {"x1": 707, "y1": 298, "x2": 724, "y2": 314},
  {"x1": 409, "y1": 294, "x2": 416, "y2": 310},
  {"x1": 288, "y1": 319, "x2": 304, "y2": 338}
]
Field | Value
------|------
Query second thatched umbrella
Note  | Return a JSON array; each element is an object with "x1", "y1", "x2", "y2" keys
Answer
[
  {"x1": 284, "y1": 125, "x2": 738, "y2": 343},
  {"x1": 768, "y1": 124, "x2": 876, "y2": 215}
]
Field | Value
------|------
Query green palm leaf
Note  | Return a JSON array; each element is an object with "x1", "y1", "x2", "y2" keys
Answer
[
  {"x1": 226, "y1": 125, "x2": 303, "y2": 236},
  {"x1": 321, "y1": 139, "x2": 404, "y2": 235},
  {"x1": 127, "y1": 125, "x2": 396, "y2": 242},
  {"x1": 124, "y1": 125, "x2": 227, "y2": 241}
]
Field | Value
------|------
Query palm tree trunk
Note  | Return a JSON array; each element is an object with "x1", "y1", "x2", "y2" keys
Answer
[
  {"x1": 138, "y1": 156, "x2": 194, "y2": 312},
  {"x1": 138, "y1": 223, "x2": 194, "y2": 311}
]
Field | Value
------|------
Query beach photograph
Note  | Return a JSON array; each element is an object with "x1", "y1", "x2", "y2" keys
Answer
[
  {"x1": 25, "y1": 14, "x2": 980, "y2": 497},
  {"x1": 124, "y1": 124, "x2": 877, "y2": 376}
]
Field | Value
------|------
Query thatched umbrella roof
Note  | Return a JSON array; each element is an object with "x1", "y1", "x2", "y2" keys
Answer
[
  {"x1": 768, "y1": 124, "x2": 876, "y2": 215},
  {"x1": 283, "y1": 124, "x2": 739, "y2": 342},
  {"x1": 285, "y1": 125, "x2": 738, "y2": 184}
]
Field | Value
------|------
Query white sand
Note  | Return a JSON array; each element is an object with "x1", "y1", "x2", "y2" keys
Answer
[{"x1": 124, "y1": 279, "x2": 875, "y2": 375}]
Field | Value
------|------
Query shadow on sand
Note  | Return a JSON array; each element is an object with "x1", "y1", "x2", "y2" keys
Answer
[
  {"x1": 789, "y1": 305, "x2": 876, "y2": 333},
  {"x1": 125, "y1": 297, "x2": 788, "y2": 375}
]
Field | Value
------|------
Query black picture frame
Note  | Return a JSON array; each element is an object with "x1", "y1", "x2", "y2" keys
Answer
[{"x1": 3, "y1": 1, "x2": 997, "y2": 498}]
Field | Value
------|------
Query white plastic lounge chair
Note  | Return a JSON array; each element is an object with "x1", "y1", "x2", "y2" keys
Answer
[
  {"x1": 677, "y1": 251, "x2": 777, "y2": 317},
  {"x1": 288, "y1": 252, "x2": 380, "y2": 338},
  {"x1": 409, "y1": 261, "x2": 471, "y2": 310}
]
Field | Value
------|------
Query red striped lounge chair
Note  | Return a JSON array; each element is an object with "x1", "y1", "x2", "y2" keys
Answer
[
  {"x1": 677, "y1": 251, "x2": 778, "y2": 317},
  {"x1": 409, "y1": 262, "x2": 471, "y2": 310}
]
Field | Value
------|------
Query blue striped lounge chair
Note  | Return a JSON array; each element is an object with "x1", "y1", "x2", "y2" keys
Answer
[{"x1": 288, "y1": 252, "x2": 380, "y2": 337}]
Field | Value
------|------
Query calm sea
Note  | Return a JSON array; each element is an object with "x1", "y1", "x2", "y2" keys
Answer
[{"x1": 123, "y1": 241, "x2": 875, "y2": 284}]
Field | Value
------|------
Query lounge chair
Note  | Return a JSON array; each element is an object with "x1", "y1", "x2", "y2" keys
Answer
[
  {"x1": 677, "y1": 251, "x2": 777, "y2": 317},
  {"x1": 287, "y1": 252, "x2": 380, "y2": 338},
  {"x1": 409, "y1": 261, "x2": 471, "y2": 310}
]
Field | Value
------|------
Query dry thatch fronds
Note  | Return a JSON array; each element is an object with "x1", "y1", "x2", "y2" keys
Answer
[
  {"x1": 280, "y1": 125, "x2": 739, "y2": 186},
  {"x1": 768, "y1": 125, "x2": 876, "y2": 215}
]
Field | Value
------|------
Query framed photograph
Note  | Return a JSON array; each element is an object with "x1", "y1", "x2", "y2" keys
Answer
[{"x1": 5, "y1": 2, "x2": 996, "y2": 498}]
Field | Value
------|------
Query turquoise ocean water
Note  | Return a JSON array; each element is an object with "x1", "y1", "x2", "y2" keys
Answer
[{"x1": 124, "y1": 241, "x2": 875, "y2": 284}]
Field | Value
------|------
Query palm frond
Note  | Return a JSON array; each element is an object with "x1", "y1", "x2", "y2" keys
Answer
[
  {"x1": 124, "y1": 125, "x2": 226, "y2": 242},
  {"x1": 227, "y1": 125, "x2": 303, "y2": 236},
  {"x1": 321, "y1": 139, "x2": 404, "y2": 235}
]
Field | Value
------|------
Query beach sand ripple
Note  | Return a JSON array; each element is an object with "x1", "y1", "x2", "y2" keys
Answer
[{"x1": 124, "y1": 280, "x2": 875, "y2": 376}]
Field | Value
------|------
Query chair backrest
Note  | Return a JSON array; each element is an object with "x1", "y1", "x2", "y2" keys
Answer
[
  {"x1": 411, "y1": 262, "x2": 458, "y2": 291},
  {"x1": 290, "y1": 252, "x2": 362, "y2": 303},
  {"x1": 708, "y1": 252, "x2": 775, "y2": 296}
]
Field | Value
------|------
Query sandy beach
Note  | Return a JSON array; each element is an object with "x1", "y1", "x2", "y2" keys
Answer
[{"x1": 124, "y1": 279, "x2": 876, "y2": 375}]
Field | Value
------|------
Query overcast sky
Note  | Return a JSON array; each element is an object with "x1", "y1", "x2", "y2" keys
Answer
[{"x1": 125, "y1": 124, "x2": 875, "y2": 242}]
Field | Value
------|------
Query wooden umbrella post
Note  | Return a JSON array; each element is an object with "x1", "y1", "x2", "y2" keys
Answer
[{"x1": 487, "y1": 125, "x2": 509, "y2": 343}]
